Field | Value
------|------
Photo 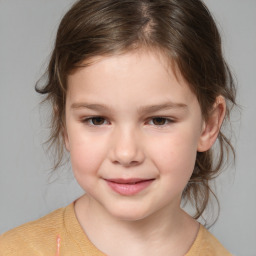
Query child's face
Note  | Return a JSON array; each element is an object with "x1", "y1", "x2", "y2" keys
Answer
[{"x1": 65, "y1": 50, "x2": 207, "y2": 221}]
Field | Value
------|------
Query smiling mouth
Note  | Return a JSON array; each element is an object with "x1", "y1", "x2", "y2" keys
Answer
[{"x1": 105, "y1": 178, "x2": 155, "y2": 196}]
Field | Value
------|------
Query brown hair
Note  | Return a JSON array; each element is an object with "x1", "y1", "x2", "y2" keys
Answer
[{"x1": 36, "y1": 0, "x2": 236, "y2": 221}]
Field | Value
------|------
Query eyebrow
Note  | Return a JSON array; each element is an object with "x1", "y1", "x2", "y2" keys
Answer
[
  {"x1": 71, "y1": 101, "x2": 188, "y2": 114},
  {"x1": 138, "y1": 102, "x2": 188, "y2": 114},
  {"x1": 71, "y1": 103, "x2": 110, "y2": 111}
]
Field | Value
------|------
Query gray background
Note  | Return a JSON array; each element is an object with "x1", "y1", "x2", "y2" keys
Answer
[{"x1": 0, "y1": 1, "x2": 255, "y2": 255}]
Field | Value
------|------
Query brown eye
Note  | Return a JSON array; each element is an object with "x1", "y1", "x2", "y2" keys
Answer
[
  {"x1": 152, "y1": 117, "x2": 167, "y2": 125},
  {"x1": 90, "y1": 117, "x2": 106, "y2": 125}
]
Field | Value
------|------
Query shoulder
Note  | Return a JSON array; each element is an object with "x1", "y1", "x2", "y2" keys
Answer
[
  {"x1": 186, "y1": 225, "x2": 233, "y2": 256},
  {"x1": 0, "y1": 205, "x2": 68, "y2": 255}
]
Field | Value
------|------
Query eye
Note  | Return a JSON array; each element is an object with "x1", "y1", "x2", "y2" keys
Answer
[
  {"x1": 149, "y1": 117, "x2": 173, "y2": 126},
  {"x1": 83, "y1": 117, "x2": 108, "y2": 126}
]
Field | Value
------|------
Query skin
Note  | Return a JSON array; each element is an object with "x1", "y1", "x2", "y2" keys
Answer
[{"x1": 64, "y1": 49, "x2": 226, "y2": 256}]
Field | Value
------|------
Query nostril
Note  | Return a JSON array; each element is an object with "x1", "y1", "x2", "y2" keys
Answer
[{"x1": 112, "y1": 159, "x2": 139, "y2": 167}]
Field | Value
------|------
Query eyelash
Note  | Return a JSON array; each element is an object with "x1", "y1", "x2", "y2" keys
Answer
[
  {"x1": 82, "y1": 116, "x2": 109, "y2": 126},
  {"x1": 81, "y1": 116, "x2": 175, "y2": 126},
  {"x1": 148, "y1": 117, "x2": 174, "y2": 126}
]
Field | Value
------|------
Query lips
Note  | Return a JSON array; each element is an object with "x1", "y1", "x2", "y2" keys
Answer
[{"x1": 105, "y1": 178, "x2": 154, "y2": 196}]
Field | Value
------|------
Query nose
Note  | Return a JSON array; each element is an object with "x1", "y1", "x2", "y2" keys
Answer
[{"x1": 109, "y1": 127, "x2": 145, "y2": 167}]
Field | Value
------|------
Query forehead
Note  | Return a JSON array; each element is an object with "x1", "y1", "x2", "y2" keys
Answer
[
  {"x1": 70, "y1": 48, "x2": 182, "y2": 81},
  {"x1": 66, "y1": 49, "x2": 195, "y2": 105}
]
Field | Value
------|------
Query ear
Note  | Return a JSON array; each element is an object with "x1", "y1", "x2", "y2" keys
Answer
[
  {"x1": 62, "y1": 127, "x2": 70, "y2": 152},
  {"x1": 197, "y1": 96, "x2": 226, "y2": 152}
]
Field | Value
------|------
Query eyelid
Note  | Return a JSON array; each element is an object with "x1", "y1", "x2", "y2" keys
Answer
[
  {"x1": 81, "y1": 116, "x2": 110, "y2": 126},
  {"x1": 80, "y1": 116, "x2": 176, "y2": 126},
  {"x1": 147, "y1": 117, "x2": 175, "y2": 126}
]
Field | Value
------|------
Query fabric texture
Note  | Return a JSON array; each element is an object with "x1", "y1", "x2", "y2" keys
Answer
[{"x1": 0, "y1": 203, "x2": 232, "y2": 256}]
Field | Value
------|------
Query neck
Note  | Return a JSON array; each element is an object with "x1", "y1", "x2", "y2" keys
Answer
[{"x1": 75, "y1": 194, "x2": 199, "y2": 256}]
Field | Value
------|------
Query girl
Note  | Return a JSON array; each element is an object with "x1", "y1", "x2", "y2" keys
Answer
[{"x1": 0, "y1": 0, "x2": 236, "y2": 255}]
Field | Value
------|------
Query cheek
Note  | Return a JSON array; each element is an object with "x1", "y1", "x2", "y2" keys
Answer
[
  {"x1": 149, "y1": 129, "x2": 199, "y2": 177},
  {"x1": 68, "y1": 133, "x2": 107, "y2": 179}
]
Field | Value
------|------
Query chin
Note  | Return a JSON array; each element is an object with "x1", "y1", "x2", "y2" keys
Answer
[{"x1": 106, "y1": 204, "x2": 154, "y2": 222}]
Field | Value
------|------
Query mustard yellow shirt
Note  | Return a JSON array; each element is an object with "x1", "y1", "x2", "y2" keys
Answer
[{"x1": 0, "y1": 203, "x2": 232, "y2": 256}]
